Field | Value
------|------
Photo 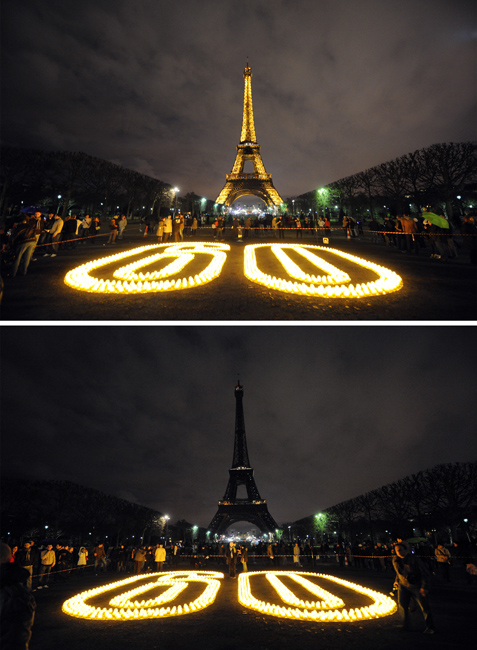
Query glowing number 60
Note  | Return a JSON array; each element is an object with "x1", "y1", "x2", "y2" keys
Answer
[
  {"x1": 62, "y1": 570, "x2": 396, "y2": 622},
  {"x1": 64, "y1": 242, "x2": 402, "y2": 297}
]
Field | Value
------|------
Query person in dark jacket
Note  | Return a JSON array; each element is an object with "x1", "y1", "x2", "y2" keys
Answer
[
  {"x1": 225, "y1": 543, "x2": 238, "y2": 578},
  {"x1": 0, "y1": 542, "x2": 36, "y2": 649},
  {"x1": 461, "y1": 215, "x2": 477, "y2": 264},
  {"x1": 15, "y1": 542, "x2": 38, "y2": 591},
  {"x1": 392, "y1": 544, "x2": 436, "y2": 634}
]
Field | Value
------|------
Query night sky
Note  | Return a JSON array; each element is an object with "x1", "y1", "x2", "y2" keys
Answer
[
  {"x1": 2, "y1": 0, "x2": 475, "y2": 201},
  {"x1": 2, "y1": 326, "x2": 475, "y2": 528}
]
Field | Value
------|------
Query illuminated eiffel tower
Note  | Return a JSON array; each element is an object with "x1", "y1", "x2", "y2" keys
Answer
[
  {"x1": 208, "y1": 381, "x2": 279, "y2": 538},
  {"x1": 216, "y1": 63, "x2": 283, "y2": 208}
]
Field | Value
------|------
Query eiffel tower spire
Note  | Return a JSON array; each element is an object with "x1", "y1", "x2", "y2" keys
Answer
[
  {"x1": 208, "y1": 381, "x2": 279, "y2": 538},
  {"x1": 240, "y1": 63, "x2": 256, "y2": 144},
  {"x1": 232, "y1": 380, "x2": 250, "y2": 468},
  {"x1": 216, "y1": 63, "x2": 283, "y2": 208}
]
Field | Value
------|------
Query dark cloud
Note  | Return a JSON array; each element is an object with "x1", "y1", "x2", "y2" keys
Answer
[
  {"x1": 1, "y1": 326, "x2": 475, "y2": 527},
  {"x1": 1, "y1": 0, "x2": 475, "y2": 200}
]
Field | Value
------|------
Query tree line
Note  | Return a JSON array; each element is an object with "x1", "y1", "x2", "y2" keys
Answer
[
  {"x1": 0, "y1": 477, "x2": 167, "y2": 546},
  {"x1": 291, "y1": 142, "x2": 477, "y2": 225},
  {"x1": 290, "y1": 462, "x2": 476, "y2": 545},
  {"x1": 2, "y1": 142, "x2": 475, "y2": 225},
  {"x1": 0, "y1": 147, "x2": 177, "y2": 221}
]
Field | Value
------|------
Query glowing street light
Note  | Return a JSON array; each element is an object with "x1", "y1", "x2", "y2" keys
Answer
[{"x1": 173, "y1": 188, "x2": 180, "y2": 215}]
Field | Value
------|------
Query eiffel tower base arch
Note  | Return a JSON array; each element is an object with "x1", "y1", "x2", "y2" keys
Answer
[
  {"x1": 208, "y1": 502, "x2": 278, "y2": 537},
  {"x1": 217, "y1": 178, "x2": 283, "y2": 208}
]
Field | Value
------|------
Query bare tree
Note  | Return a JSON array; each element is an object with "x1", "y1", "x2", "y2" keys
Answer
[{"x1": 421, "y1": 142, "x2": 477, "y2": 224}]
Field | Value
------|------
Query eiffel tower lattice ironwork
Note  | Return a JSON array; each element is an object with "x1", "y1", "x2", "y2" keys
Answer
[
  {"x1": 215, "y1": 63, "x2": 283, "y2": 208},
  {"x1": 208, "y1": 381, "x2": 279, "y2": 537}
]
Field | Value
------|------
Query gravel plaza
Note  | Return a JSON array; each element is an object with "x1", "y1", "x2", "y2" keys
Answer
[
  {"x1": 1, "y1": 229, "x2": 476, "y2": 321},
  {"x1": 29, "y1": 561, "x2": 475, "y2": 650}
]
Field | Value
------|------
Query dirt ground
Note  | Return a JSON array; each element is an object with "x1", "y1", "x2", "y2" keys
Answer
[
  {"x1": 1, "y1": 230, "x2": 475, "y2": 321},
  {"x1": 29, "y1": 561, "x2": 475, "y2": 650}
]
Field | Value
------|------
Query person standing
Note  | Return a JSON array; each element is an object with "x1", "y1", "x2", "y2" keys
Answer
[
  {"x1": 271, "y1": 216, "x2": 278, "y2": 238},
  {"x1": 398, "y1": 214, "x2": 419, "y2": 255},
  {"x1": 393, "y1": 544, "x2": 436, "y2": 634},
  {"x1": 156, "y1": 217, "x2": 165, "y2": 243},
  {"x1": 239, "y1": 546, "x2": 248, "y2": 572},
  {"x1": 214, "y1": 217, "x2": 221, "y2": 240},
  {"x1": 0, "y1": 543, "x2": 36, "y2": 649},
  {"x1": 244, "y1": 215, "x2": 251, "y2": 239},
  {"x1": 15, "y1": 541, "x2": 38, "y2": 591},
  {"x1": 172, "y1": 213, "x2": 182, "y2": 242},
  {"x1": 63, "y1": 215, "x2": 78, "y2": 249},
  {"x1": 106, "y1": 216, "x2": 119, "y2": 245},
  {"x1": 163, "y1": 216, "x2": 172, "y2": 243},
  {"x1": 90, "y1": 217, "x2": 101, "y2": 244},
  {"x1": 43, "y1": 214, "x2": 63, "y2": 257},
  {"x1": 93, "y1": 543, "x2": 107, "y2": 575},
  {"x1": 295, "y1": 216, "x2": 302, "y2": 238},
  {"x1": 118, "y1": 215, "x2": 127, "y2": 240},
  {"x1": 77, "y1": 547, "x2": 88, "y2": 575},
  {"x1": 461, "y1": 215, "x2": 476, "y2": 265},
  {"x1": 435, "y1": 543, "x2": 451, "y2": 582},
  {"x1": 293, "y1": 542, "x2": 301, "y2": 567},
  {"x1": 226, "y1": 542, "x2": 238, "y2": 578},
  {"x1": 38, "y1": 545, "x2": 56, "y2": 589},
  {"x1": 134, "y1": 548, "x2": 146, "y2": 574},
  {"x1": 10, "y1": 215, "x2": 40, "y2": 277},
  {"x1": 117, "y1": 545, "x2": 127, "y2": 573},
  {"x1": 80, "y1": 215, "x2": 92, "y2": 243},
  {"x1": 155, "y1": 544, "x2": 166, "y2": 572}
]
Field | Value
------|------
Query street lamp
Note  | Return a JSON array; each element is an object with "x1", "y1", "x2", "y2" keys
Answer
[
  {"x1": 173, "y1": 188, "x2": 179, "y2": 216},
  {"x1": 56, "y1": 195, "x2": 62, "y2": 216},
  {"x1": 292, "y1": 199, "x2": 295, "y2": 215}
]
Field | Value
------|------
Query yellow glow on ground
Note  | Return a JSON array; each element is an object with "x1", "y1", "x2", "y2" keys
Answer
[
  {"x1": 62, "y1": 571, "x2": 224, "y2": 620},
  {"x1": 64, "y1": 241, "x2": 402, "y2": 298},
  {"x1": 238, "y1": 571, "x2": 397, "y2": 622},
  {"x1": 64, "y1": 243, "x2": 230, "y2": 293},
  {"x1": 244, "y1": 244, "x2": 403, "y2": 297}
]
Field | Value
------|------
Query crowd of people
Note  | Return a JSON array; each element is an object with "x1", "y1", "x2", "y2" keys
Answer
[
  {"x1": 1, "y1": 535, "x2": 476, "y2": 644},
  {"x1": 366, "y1": 212, "x2": 477, "y2": 264},
  {"x1": 0, "y1": 211, "x2": 129, "y2": 278},
  {"x1": 1, "y1": 207, "x2": 475, "y2": 280},
  {"x1": 2, "y1": 536, "x2": 476, "y2": 585}
]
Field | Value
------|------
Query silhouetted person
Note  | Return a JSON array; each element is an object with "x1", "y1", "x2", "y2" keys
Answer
[{"x1": 0, "y1": 542, "x2": 36, "y2": 649}]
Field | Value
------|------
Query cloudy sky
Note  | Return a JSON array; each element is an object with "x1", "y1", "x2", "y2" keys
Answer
[
  {"x1": 2, "y1": 0, "x2": 475, "y2": 202},
  {"x1": 2, "y1": 326, "x2": 475, "y2": 528}
]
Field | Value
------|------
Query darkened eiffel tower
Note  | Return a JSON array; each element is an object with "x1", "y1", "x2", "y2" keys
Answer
[
  {"x1": 215, "y1": 62, "x2": 283, "y2": 208},
  {"x1": 208, "y1": 381, "x2": 279, "y2": 537}
]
